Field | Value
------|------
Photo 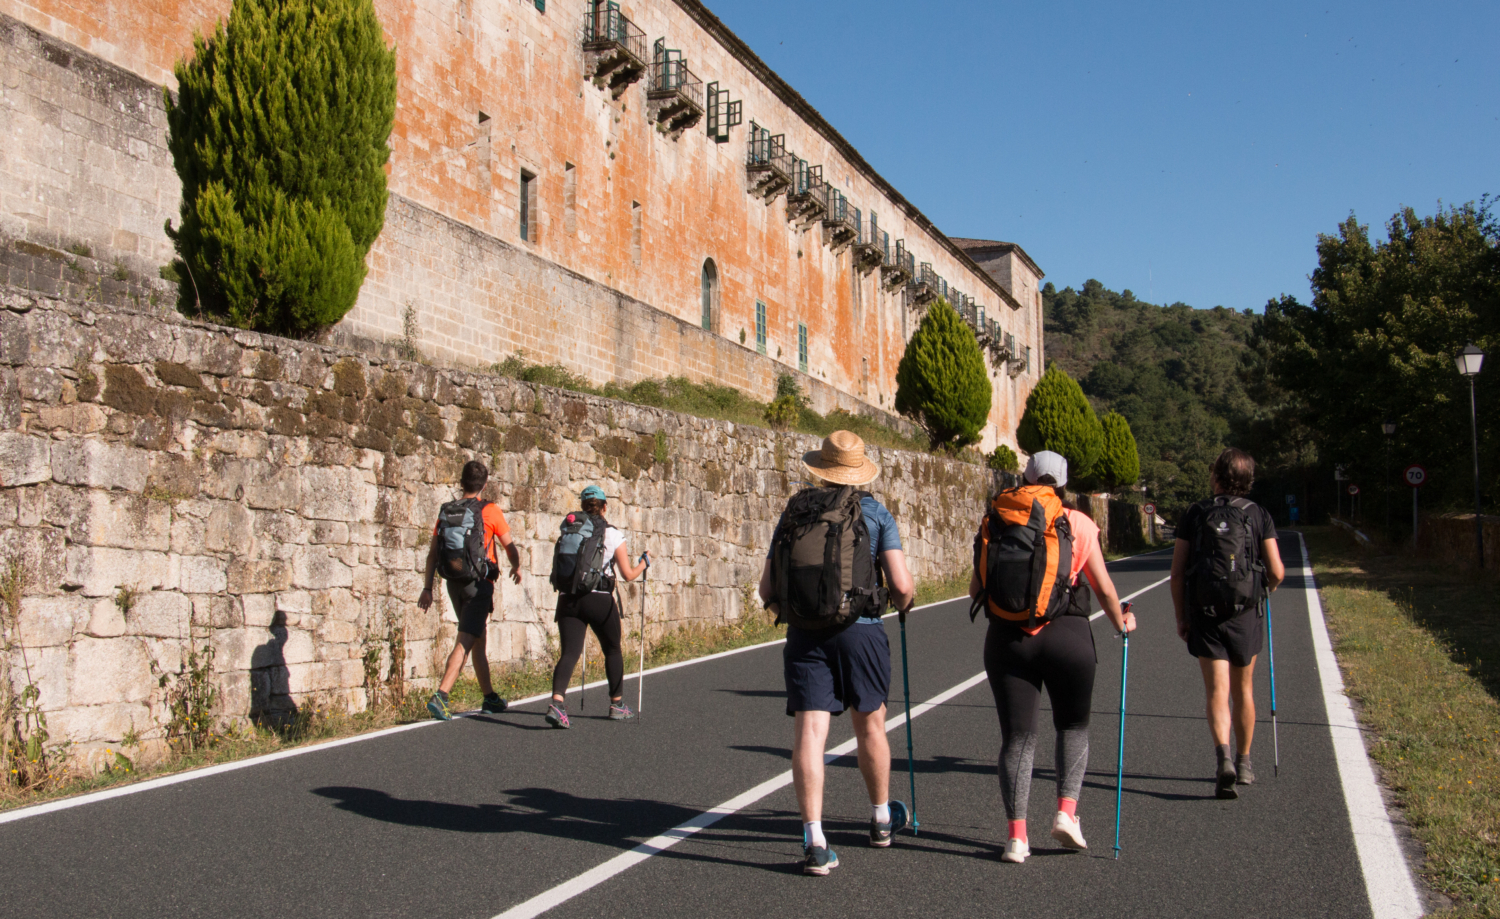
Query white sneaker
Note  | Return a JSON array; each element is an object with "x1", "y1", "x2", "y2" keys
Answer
[
  {"x1": 1001, "y1": 837, "x2": 1030, "y2": 863},
  {"x1": 1051, "y1": 811, "x2": 1087, "y2": 850}
]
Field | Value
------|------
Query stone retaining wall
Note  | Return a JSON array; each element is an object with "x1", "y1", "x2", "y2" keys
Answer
[{"x1": 0, "y1": 288, "x2": 998, "y2": 768}]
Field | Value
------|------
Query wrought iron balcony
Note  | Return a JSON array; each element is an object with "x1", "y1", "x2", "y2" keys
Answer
[
  {"x1": 785, "y1": 160, "x2": 827, "y2": 223},
  {"x1": 882, "y1": 238, "x2": 912, "y2": 289},
  {"x1": 745, "y1": 124, "x2": 792, "y2": 200},
  {"x1": 822, "y1": 189, "x2": 858, "y2": 248},
  {"x1": 582, "y1": 2, "x2": 646, "y2": 97},
  {"x1": 909, "y1": 261, "x2": 938, "y2": 304},
  {"x1": 852, "y1": 209, "x2": 883, "y2": 272},
  {"x1": 646, "y1": 40, "x2": 704, "y2": 134}
]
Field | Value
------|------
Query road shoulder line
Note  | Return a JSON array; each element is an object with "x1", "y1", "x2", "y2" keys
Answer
[{"x1": 1297, "y1": 532, "x2": 1423, "y2": 919}]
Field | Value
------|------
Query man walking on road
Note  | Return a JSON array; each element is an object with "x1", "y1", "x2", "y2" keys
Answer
[
  {"x1": 1171, "y1": 447, "x2": 1284, "y2": 797},
  {"x1": 419, "y1": 460, "x2": 523, "y2": 720},
  {"x1": 759, "y1": 431, "x2": 916, "y2": 876}
]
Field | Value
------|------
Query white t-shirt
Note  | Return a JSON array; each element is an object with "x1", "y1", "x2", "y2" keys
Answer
[{"x1": 598, "y1": 526, "x2": 626, "y2": 590}]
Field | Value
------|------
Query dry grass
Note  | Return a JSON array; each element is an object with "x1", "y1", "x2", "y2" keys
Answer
[{"x1": 1305, "y1": 525, "x2": 1500, "y2": 917}]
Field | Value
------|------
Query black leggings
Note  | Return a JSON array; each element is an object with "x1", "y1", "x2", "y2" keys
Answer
[
  {"x1": 551, "y1": 592, "x2": 625, "y2": 700},
  {"x1": 983, "y1": 615, "x2": 1097, "y2": 820}
]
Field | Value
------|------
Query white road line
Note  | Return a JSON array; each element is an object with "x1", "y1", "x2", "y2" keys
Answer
[
  {"x1": 1087, "y1": 574, "x2": 1172, "y2": 622},
  {"x1": 1297, "y1": 532, "x2": 1423, "y2": 919},
  {"x1": 492, "y1": 671, "x2": 990, "y2": 919}
]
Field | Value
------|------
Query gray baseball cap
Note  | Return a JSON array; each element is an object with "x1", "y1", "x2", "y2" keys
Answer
[{"x1": 1023, "y1": 450, "x2": 1068, "y2": 488}]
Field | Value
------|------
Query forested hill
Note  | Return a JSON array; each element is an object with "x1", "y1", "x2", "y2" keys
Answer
[{"x1": 1042, "y1": 280, "x2": 1256, "y2": 520}]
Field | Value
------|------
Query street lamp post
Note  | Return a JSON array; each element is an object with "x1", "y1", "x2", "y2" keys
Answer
[
  {"x1": 1383, "y1": 420, "x2": 1396, "y2": 542},
  {"x1": 1455, "y1": 343, "x2": 1485, "y2": 569}
]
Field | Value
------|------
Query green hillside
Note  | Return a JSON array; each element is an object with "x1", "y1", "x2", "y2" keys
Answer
[{"x1": 1042, "y1": 280, "x2": 1256, "y2": 521}]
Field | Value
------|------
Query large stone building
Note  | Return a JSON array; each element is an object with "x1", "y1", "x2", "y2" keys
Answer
[{"x1": 0, "y1": 0, "x2": 1043, "y2": 449}]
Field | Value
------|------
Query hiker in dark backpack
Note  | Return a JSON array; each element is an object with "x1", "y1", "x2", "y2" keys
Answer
[
  {"x1": 545, "y1": 485, "x2": 650, "y2": 728},
  {"x1": 757, "y1": 431, "x2": 915, "y2": 876},
  {"x1": 418, "y1": 460, "x2": 523, "y2": 721},
  {"x1": 970, "y1": 451, "x2": 1135, "y2": 863},
  {"x1": 1170, "y1": 447, "x2": 1285, "y2": 798}
]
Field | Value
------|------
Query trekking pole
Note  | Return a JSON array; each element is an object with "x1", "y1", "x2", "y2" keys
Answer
[
  {"x1": 898, "y1": 608, "x2": 920, "y2": 836},
  {"x1": 638, "y1": 562, "x2": 648, "y2": 715},
  {"x1": 579, "y1": 627, "x2": 588, "y2": 713},
  {"x1": 1266, "y1": 595, "x2": 1279, "y2": 777},
  {"x1": 1114, "y1": 604, "x2": 1132, "y2": 860}
]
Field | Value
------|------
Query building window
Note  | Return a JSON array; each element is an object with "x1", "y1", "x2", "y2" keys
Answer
[
  {"x1": 701, "y1": 259, "x2": 718, "y2": 332},
  {"x1": 630, "y1": 201, "x2": 642, "y2": 267},
  {"x1": 519, "y1": 170, "x2": 536, "y2": 242},
  {"x1": 755, "y1": 301, "x2": 767, "y2": 354},
  {"x1": 798, "y1": 323, "x2": 808, "y2": 373},
  {"x1": 564, "y1": 163, "x2": 577, "y2": 235}
]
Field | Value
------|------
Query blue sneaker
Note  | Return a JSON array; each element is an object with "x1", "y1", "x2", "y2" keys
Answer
[
  {"x1": 870, "y1": 800, "x2": 910, "y2": 847},
  {"x1": 426, "y1": 692, "x2": 452, "y2": 721},
  {"x1": 802, "y1": 845, "x2": 839, "y2": 876}
]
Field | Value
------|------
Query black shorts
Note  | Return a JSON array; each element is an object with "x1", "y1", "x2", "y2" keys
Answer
[
  {"x1": 1188, "y1": 607, "x2": 1264, "y2": 667},
  {"x1": 783, "y1": 621, "x2": 890, "y2": 717},
  {"x1": 446, "y1": 578, "x2": 495, "y2": 638}
]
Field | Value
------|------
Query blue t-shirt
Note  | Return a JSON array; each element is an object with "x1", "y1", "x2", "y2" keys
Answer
[{"x1": 769, "y1": 494, "x2": 903, "y2": 625}]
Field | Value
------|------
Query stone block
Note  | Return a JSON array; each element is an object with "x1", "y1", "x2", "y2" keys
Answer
[
  {"x1": 65, "y1": 545, "x2": 174, "y2": 596},
  {"x1": 204, "y1": 502, "x2": 253, "y2": 555},
  {"x1": 292, "y1": 547, "x2": 353, "y2": 590},
  {"x1": 86, "y1": 596, "x2": 127, "y2": 638},
  {"x1": 310, "y1": 520, "x2": 350, "y2": 545},
  {"x1": 213, "y1": 627, "x2": 274, "y2": 673},
  {"x1": 227, "y1": 559, "x2": 291, "y2": 595},
  {"x1": 46, "y1": 702, "x2": 153, "y2": 746},
  {"x1": 69, "y1": 636, "x2": 155, "y2": 706},
  {"x1": 36, "y1": 403, "x2": 108, "y2": 434},
  {"x1": 243, "y1": 466, "x2": 300, "y2": 510},
  {"x1": 47, "y1": 487, "x2": 171, "y2": 551},
  {"x1": 0, "y1": 433, "x2": 51, "y2": 486},
  {"x1": 316, "y1": 619, "x2": 359, "y2": 644},
  {"x1": 242, "y1": 594, "x2": 276, "y2": 627},
  {"x1": 179, "y1": 555, "x2": 226, "y2": 594},
  {"x1": 299, "y1": 465, "x2": 376, "y2": 522},
  {"x1": 51, "y1": 438, "x2": 148, "y2": 492},
  {"x1": 193, "y1": 594, "x2": 241, "y2": 629},
  {"x1": 18, "y1": 594, "x2": 88, "y2": 647},
  {"x1": 22, "y1": 645, "x2": 70, "y2": 713},
  {"x1": 276, "y1": 590, "x2": 312, "y2": 615},
  {"x1": 126, "y1": 590, "x2": 193, "y2": 638},
  {"x1": 281, "y1": 628, "x2": 316, "y2": 665},
  {"x1": 312, "y1": 588, "x2": 361, "y2": 622}
]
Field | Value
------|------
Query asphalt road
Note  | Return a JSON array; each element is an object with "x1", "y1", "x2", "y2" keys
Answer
[{"x1": 0, "y1": 537, "x2": 1379, "y2": 919}]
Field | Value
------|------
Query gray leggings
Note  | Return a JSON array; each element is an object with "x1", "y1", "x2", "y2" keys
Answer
[{"x1": 983, "y1": 616, "x2": 1096, "y2": 821}]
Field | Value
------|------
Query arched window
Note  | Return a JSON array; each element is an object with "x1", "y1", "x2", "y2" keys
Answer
[{"x1": 701, "y1": 258, "x2": 718, "y2": 332}]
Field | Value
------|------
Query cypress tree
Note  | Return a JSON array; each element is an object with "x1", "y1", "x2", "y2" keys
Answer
[
  {"x1": 988, "y1": 444, "x2": 1019, "y2": 473},
  {"x1": 1017, "y1": 363, "x2": 1104, "y2": 481},
  {"x1": 1097, "y1": 411, "x2": 1141, "y2": 490},
  {"x1": 895, "y1": 299, "x2": 993, "y2": 450},
  {"x1": 165, "y1": 0, "x2": 397, "y2": 336}
]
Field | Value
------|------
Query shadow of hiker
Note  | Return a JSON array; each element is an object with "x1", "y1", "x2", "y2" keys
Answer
[{"x1": 249, "y1": 611, "x2": 297, "y2": 728}]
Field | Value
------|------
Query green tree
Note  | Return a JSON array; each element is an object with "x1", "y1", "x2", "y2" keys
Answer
[
  {"x1": 1096, "y1": 411, "x2": 1140, "y2": 490},
  {"x1": 165, "y1": 0, "x2": 397, "y2": 335},
  {"x1": 894, "y1": 299, "x2": 992, "y2": 450},
  {"x1": 988, "y1": 444, "x2": 1019, "y2": 473},
  {"x1": 1017, "y1": 363, "x2": 1104, "y2": 483}
]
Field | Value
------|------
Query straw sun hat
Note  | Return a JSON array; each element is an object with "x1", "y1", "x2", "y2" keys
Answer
[{"x1": 802, "y1": 430, "x2": 880, "y2": 487}]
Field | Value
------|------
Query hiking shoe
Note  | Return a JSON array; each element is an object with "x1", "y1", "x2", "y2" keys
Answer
[
  {"x1": 1001, "y1": 838, "x2": 1030, "y2": 864},
  {"x1": 1050, "y1": 811, "x2": 1087, "y2": 850},
  {"x1": 481, "y1": 693, "x2": 508, "y2": 714},
  {"x1": 545, "y1": 703, "x2": 571, "y2": 729},
  {"x1": 1235, "y1": 755, "x2": 1255, "y2": 785},
  {"x1": 870, "y1": 800, "x2": 910, "y2": 847},
  {"x1": 426, "y1": 692, "x2": 452, "y2": 721},
  {"x1": 608, "y1": 702, "x2": 636, "y2": 721},
  {"x1": 802, "y1": 845, "x2": 839, "y2": 876},
  {"x1": 1216, "y1": 761, "x2": 1239, "y2": 799}
]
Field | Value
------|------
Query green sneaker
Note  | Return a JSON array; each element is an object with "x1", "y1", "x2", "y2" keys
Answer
[
  {"x1": 427, "y1": 692, "x2": 452, "y2": 721},
  {"x1": 482, "y1": 693, "x2": 508, "y2": 714}
]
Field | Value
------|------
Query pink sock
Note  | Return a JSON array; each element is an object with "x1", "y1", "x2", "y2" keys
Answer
[
  {"x1": 1057, "y1": 797, "x2": 1077, "y2": 818},
  {"x1": 1008, "y1": 819, "x2": 1027, "y2": 841}
]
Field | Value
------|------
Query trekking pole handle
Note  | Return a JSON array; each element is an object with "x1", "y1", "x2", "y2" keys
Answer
[{"x1": 1116, "y1": 601, "x2": 1132, "y2": 638}]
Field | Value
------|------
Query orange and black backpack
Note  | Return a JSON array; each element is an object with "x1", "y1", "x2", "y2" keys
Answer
[{"x1": 970, "y1": 485, "x2": 1076, "y2": 629}]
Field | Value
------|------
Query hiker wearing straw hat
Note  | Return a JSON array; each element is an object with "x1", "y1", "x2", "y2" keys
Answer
[{"x1": 758, "y1": 430, "x2": 916, "y2": 876}]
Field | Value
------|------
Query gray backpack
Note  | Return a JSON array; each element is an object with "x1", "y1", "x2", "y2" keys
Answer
[
  {"x1": 768, "y1": 486, "x2": 886, "y2": 632},
  {"x1": 549, "y1": 512, "x2": 610, "y2": 595}
]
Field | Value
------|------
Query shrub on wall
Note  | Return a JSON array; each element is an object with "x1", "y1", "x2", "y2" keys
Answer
[
  {"x1": 988, "y1": 444, "x2": 1019, "y2": 473},
  {"x1": 1097, "y1": 411, "x2": 1141, "y2": 490},
  {"x1": 895, "y1": 299, "x2": 992, "y2": 451},
  {"x1": 1017, "y1": 363, "x2": 1103, "y2": 482},
  {"x1": 165, "y1": 0, "x2": 397, "y2": 336}
]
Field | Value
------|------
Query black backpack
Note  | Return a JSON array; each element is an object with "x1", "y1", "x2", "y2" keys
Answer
[
  {"x1": 1187, "y1": 496, "x2": 1263, "y2": 619},
  {"x1": 768, "y1": 486, "x2": 887, "y2": 633},
  {"x1": 969, "y1": 485, "x2": 1077, "y2": 628},
  {"x1": 550, "y1": 511, "x2": 611, "y2": 595},
  {"x1": 435, "y1": 498, "x2": 492, "y2": 584}
]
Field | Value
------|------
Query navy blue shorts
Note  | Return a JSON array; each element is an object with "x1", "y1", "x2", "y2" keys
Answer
[{"x1": 783, "y1": 620, "x2": 891, "y2": 717}]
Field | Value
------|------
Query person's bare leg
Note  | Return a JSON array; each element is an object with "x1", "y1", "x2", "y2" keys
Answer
[
  {"x1": 792, "y1": 711, "x2": 831, "y2": 824},
  {"x1": 850, "y1": 706, "x2": 890, "y2": 805},
  {"x1": 470, "y1": 629, "x2": 494, "y2": 696},
  {"x1": 1230, "y1": 658, "x2": 1257, "y2": 755},
  {"x1": 439, "y1": 633, "x2": 476, "y2": 695},
  {"x1": 1199, "y1": 657, "x2": 1232, "y2": 746}
]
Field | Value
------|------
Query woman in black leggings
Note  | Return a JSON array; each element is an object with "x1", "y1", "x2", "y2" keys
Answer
[
  {"x1": 972, "y1": 451, "x2": 1137, "y2": 863},
  {"x1": 546, "y1": 485, "x2": 650, "y2": 728}
]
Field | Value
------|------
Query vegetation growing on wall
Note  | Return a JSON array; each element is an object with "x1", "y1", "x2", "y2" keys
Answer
[
  {"x1": 164, "y1": 0, "x2": 397, "y2": 336},
  {"x1": 894, "y1": 299, "x2": 992, "y2": 451}
]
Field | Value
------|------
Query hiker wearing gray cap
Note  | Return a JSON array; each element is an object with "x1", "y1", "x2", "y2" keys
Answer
[
  {"x1": 970, "y1": 450, "x2": 1135, "y2": 863},
  {"x1": 759, "y1": 430, "x2": 915, "y2": 875}
]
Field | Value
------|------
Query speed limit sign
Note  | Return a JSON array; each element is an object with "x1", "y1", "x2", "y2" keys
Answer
[
  {"x1": 1143, "y1": 503, "x2": 1156, "y2": 516},
  {"x1": 1404, "y1": 464, "x2": 1427, "y2": 488},
  {"x1": 1347, "y1": 484, "x2": 1359, "y2": 496}
]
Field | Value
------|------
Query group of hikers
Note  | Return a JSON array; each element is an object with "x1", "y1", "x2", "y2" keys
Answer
[{"x1": 416, "y1": 430, "x2": 1285, "y2": 875}]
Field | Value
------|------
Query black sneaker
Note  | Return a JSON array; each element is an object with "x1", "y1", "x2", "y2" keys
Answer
[
  {"x1": 802, "y1": 845, "x2": 839, "y2": 876},
  {"x1": 870, "y1": 800, "x2": 910, "y2": 847},
  {"x1": 481, "y1": 693, "x2": 508, "y2": 714},
  {"x1": 1235, "y1": 755, "x2": 1255, "y2": 785},
  {"x1": 1216, "y1": 761, "x2": 1239, "y2": 799}
]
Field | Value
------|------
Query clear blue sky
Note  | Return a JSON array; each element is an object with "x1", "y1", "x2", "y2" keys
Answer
[{"x1": 706, "y1": 0, "x2": 1498, "y2": 312}]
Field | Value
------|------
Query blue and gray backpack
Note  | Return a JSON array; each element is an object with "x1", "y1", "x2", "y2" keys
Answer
[
  {"x1": 550, "y1": 511, "x2": 610, "y2": 595},
  {"x1": 435, "y1": 498, "x2": 491, "y2": 584}
]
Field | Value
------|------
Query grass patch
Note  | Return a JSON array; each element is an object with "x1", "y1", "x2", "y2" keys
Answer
[{"x1": 1304, "y1": 525, "x2": 1500, "y2": 917}]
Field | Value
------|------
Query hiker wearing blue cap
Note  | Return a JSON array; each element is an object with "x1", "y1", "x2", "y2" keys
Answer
[{"x1": 546, "y1": 485, "x2": 651, "y2": 727}]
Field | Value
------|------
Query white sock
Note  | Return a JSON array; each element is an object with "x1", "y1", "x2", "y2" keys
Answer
[
  {"x1": 872, "y1": 802, "x2": 891, "y2": 824},
  {"x1": 803, "y1": 821, "x2": 826, "y2": 849}
]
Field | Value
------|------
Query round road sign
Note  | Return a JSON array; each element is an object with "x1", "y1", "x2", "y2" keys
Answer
[
  {"x1": 1143, "y1": 503, "x2": 1156, "y2": 516},
  {"x1": 1347, "y1": 484, "x2": 1359, "y2": 496},
  {"x1": 1404, "y1": 464, "x2": 1428, "y2": 488}
]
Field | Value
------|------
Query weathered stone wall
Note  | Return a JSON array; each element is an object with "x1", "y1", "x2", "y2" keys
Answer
[{"x1": 0, "y1": 287, "x2": 998, "y2": 766}]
